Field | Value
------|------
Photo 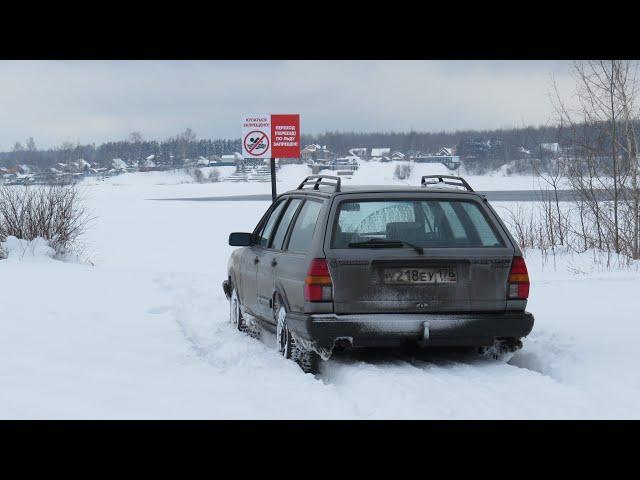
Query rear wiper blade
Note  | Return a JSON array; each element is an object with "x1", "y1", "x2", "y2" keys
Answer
[{"x1": 348, "y1": 238, "x2": 424, "y2": 254}]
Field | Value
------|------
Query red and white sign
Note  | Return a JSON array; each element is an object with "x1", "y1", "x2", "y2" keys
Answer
[
  {"x1": 271, "y1": 114, "x2": 300, "y2": 158},
  {"x1": 242, "y1": 113, "x2": 300, "y2": 159}
]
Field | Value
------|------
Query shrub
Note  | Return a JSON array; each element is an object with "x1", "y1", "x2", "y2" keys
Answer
[
  {"x1": 191, "y1": 167, "x2": 205, "y2": 183},
  {"x1": 0, "y1": 184, "x2": 90, "y2": 259},
  {"x1": 189, "y1": 167, "x2": 220, "y2": 183},
  {"x1": 208, "y1": 169, "x2": 220, "y2": 182},
  {"x1": 393, "y1": 162, "x2": 413, "y2": 180}
]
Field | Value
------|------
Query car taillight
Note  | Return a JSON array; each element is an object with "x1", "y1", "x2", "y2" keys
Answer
[
  {"x1": 508, "y1": 256, "x2": 530, "y2": 299},
  {"x1": 304, "y1": 258, "x2": 333, "y2": 302}
]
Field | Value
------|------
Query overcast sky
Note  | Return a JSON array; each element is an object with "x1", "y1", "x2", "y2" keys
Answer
[{"x1": 0, "y1": 60, "x2": 574, "y2": 151}]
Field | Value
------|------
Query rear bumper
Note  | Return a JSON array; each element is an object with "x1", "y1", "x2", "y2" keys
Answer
[{"x1": 285, "y1": 311, "x2": 534, "y2": 349}]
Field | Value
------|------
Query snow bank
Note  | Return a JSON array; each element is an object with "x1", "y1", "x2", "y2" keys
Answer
[
  {"x1": 81, "y1": 166, "x2": 236, "y2": 187},
  {"x1": 1, "y1": 236, "x2": 55, "y2": 262}
]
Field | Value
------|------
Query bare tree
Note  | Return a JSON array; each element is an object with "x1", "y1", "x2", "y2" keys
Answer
[
  {"x1": 25, "y1": 137, "x2": 37, "y2": 152},
  {"x1": 552, "y1": 60, "x2": 640, "y2": 259},
  {"x1": 128, "y1": 131, "x2": 143, "y2": 143}
]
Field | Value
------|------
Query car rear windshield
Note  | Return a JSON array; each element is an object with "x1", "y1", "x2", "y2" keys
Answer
[{"x1": 332, "y1": 199, "x2": 505, "y2": 248}]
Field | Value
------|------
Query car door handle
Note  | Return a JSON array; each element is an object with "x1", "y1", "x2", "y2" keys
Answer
[
  {"x1": 254, "y1": 257, "x2": 260, "y2": 264},
  {"x1": 271, "y1": 258, "x2": 278, "y2": 267}
]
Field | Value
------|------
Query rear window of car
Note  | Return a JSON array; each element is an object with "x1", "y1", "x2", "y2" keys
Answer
[{"x1": 331, "y1": 199, "x2": 504, "y2": 248}]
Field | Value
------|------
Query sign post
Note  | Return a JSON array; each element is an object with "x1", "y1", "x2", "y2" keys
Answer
[{"x1": 242, "y1": 113, "x2": 300, "y2": 202}]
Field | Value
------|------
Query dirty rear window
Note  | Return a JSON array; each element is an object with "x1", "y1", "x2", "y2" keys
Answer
[{"x1": 332, "y1": 199, "x2": 504, "y2": 248}]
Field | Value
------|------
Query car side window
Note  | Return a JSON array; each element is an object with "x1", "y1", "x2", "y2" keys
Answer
[
  {"x1": 271, "y1": 198, "x2": 302, "y2": 250},
  {"x1": 256, "y1": 200, "x2": 286, "y2": 248},
  {"x1": 287, "y1": 200, "x2": 323, "y2": 253}
]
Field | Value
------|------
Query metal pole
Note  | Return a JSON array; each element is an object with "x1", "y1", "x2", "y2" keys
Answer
[{"x1": 270, "y1": 157, "x2": 277, "y2": 201}]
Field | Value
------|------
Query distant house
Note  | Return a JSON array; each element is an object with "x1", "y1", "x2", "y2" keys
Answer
[
  {"x1": 413, "y1": 146, "x2": 461, "y2": 170},
  {"x1": 301, "y1": 144, "x2": 321, "y2": 161},
  {"x1": 540, "y1": 143, "x2": 560, "y2": 154},
  {"x1": 459, "y1": 138, "x2": 491, "y2": 158},
  {"x1": 370, "y1": 147, "x2": 391, "y2": 159},
  {"x1": 2, "y1": 171, "x2": 17, "y2": 183},
  {"x1": 301, "y1": 144, "x2": 333, "y2": 162},
  {"x1": 112, "y1": 158, "x2": 128, "y2": 170},
  {"x1": 348, "y1": 147, "x2": 368, "y2": 159},
  {"x1": 74, "y1": 159, "x2": 91, "y2": 171},
  {"x1": 220, "y1": 152, "x2": 243, "y2": 164},
  {"x1": 390, "y1": 151, "x2": 406, "y2": 160},
  {"x1": 141, "y1": 157, "x2": 156, "y2": 168},
  {"x1": 181, "y1": 158, "x2": 195, "y2": 167}
]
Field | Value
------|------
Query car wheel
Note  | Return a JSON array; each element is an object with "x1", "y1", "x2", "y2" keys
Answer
[
  {"x1": 274, "y1": 296, "x2": 320, "y2": 374},
  {"x1": 293, "y1": 347, "x2": 321, "y2": 375},
  {"x1": 229, "y1": 287, "x2": 246, "y2": 332},
  {"x1": 275, "y1": 303, "x2": 293, "y2": 359}
]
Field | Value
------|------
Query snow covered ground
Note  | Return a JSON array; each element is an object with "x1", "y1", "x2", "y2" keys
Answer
[
  {"x1": 81, "y1": 162, "x2": 544, "y2": 196},
  {"x1": 1, "y1": 167, "x2": 639, "y2": 419}
]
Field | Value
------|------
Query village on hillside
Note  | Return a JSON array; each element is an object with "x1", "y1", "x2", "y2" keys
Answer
[{"x1": 0, "y1": 139, "x2": 563, "y2": 185}]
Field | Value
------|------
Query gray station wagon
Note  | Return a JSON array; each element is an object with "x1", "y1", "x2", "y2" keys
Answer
[{"x1": 223, "y1": 175, "x2": 534, "y2": 374}]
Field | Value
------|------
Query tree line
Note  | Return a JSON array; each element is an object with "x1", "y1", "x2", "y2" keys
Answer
[
  {"x1": 1, "y1": 124, "x2": 563, "y2": 170},
  {"x1": 4, "y1": 121, "x2": 640, "y2": 176},
  {"x1": 0, "y1": 129, "x2": 242, "y2": 170}
]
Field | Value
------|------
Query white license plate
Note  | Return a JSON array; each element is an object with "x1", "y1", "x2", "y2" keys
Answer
[{"x1": 383, "y1": 267, "x2": 457, "y2": 284}]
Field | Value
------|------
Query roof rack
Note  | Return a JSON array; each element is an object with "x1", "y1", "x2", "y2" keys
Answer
[
  {"x1": 297, "y1": 175, "x2": 341, "y2": 193},
  {"x1": 421, "y1": 175, "x2": 474, "y2": 192}
]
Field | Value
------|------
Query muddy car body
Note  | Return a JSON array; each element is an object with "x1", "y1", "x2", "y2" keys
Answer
[{"x1": 224, "y1": 175, "x2": 534, "y2": 373}]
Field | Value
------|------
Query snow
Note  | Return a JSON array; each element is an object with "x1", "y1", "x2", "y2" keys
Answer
[
  {"x1": 370, "y1": 147, "x2": 391, "y2": 157},
  {"x1": 111, "y1": 158, "x2": 127, "y2": 170},
  {"x1": 75, "y1": 159, "x2": 91, "y2": 169},
  {"x1": 2, "y1": 167, "x2": 640, "y2": 419},
  {"x1": 77, "y1": 162, "x2": 542, "y2": 194},
  {"x1": 1, "y1": 236, "x2": 55, "y2": 261}
]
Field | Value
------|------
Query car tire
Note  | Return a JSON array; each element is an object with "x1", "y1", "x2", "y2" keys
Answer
[
  {"x1": 293, "y1": 347, "x2": 320, "y2": 375},
  {"x1": 274, "y1": 296, "x2": 320, "y2": 374},
  {"x1": 229, "y1": 287, "x2": 246, "y2": 332},
  {"x1": 276, "y1": 304, "x2": 294, "y2": 359}
]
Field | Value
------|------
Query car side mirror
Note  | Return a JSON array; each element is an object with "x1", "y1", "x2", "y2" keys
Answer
[{"x1": 229, "y1": 232, "x2": 254, "y2": 246}]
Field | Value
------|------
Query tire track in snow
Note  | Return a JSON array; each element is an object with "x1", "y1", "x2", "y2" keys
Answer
[{"x1": 157, "y1": 272, "x2": 615, "y2": 419}]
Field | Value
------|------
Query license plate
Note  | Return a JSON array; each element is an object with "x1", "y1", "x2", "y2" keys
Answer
[{"x1": 383, "y1": 267, "x2": 457, "y2": 284}]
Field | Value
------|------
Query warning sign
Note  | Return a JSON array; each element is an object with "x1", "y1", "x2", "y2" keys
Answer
[
  {"x1": 242, "y1": 113, "x2": 300, "y2": 159},
  {"x1": 242, "y1": 114, "x2": 271, "y2": 158},
  {"x1": 271, "y1": 114, "x2": 300, "y2": 158},
  {"x1": 244, "y1": 130, "x2": 270, "y2": 157}
]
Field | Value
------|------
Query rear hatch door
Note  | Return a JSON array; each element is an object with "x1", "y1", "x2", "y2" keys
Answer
[{"x1": 325, "y1": 192, "x2": 514, "y2": 314}]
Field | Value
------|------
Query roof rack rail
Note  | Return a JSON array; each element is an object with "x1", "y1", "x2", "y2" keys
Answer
[
  {"x1": 297, "y1": 175, "x2": 341, "y2": 193},
  {"x1": 421, "y1": 175, "x2": 474, "y2": 192}
]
